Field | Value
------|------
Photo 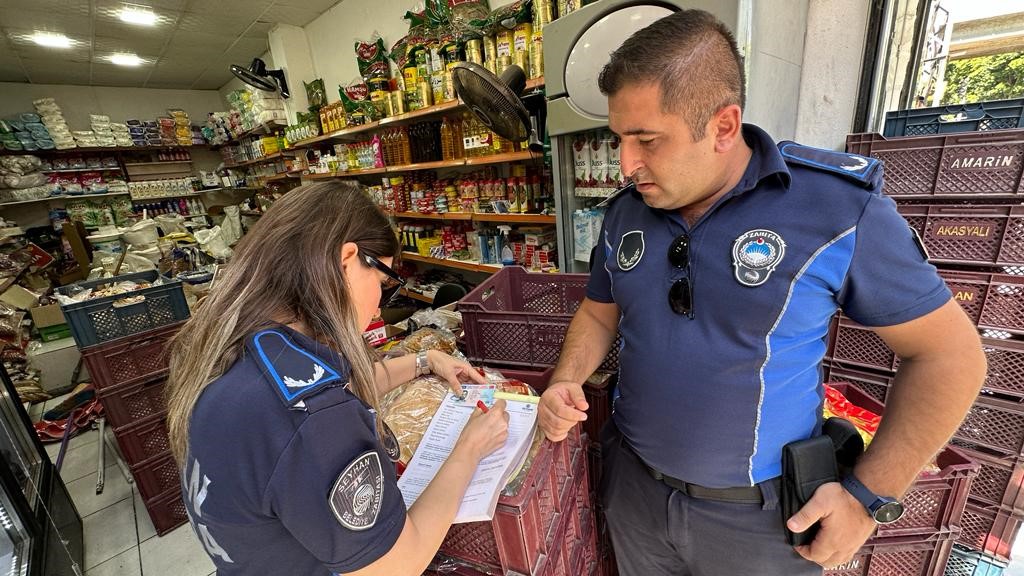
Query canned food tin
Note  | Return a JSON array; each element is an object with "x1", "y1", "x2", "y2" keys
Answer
[{"x1": 483, "y1": 35, "x2": 497, "y2": 62}]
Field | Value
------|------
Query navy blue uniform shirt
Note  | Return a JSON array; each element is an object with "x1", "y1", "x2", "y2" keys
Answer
[
  {"x1": 589, "y1": 124, "x2": 949, "y2": 488},
  {"x1": 182, "y1": 326, "x2": 405, "y2": 575}
]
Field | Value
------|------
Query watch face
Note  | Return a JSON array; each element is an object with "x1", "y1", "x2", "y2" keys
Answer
[{"x1": 874, "y1": 501, "x2": 905, "y2": 524}]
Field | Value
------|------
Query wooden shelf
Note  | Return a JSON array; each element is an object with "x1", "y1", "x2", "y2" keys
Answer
[
  {"x1": 2, "y1": 144, "x2": 207, "y2": 156},
  {"x1": 400, "y1": 288, "x2": 434, "y2": 303},
  {"x1": 0, "y1": 192, "x2": 130, "y2": 207},
  {"x1": 123, "y1": 160, "x2": 192, "y2": 166},
  {"x1": 211, "y1": 121, "x2": 286, "y2": 149},
  {"x1": 465, "y1": 151, "x2": 537, "y2": 166},
  {"x1": 472, "y1": 213, "x2": 555, "y2": 224},
  {"x1": 389, "y1": 211, "x2": 554, "y2": 224},
  {"x1": 378, "y1": 100, "x2": 463, "y2": 127},
  {"x1": 401, "y1": 252, "x2": 500, "y2": 273},
  {"x1": 42, "y1": 167, "x2": 123, "y2": 173},
  {"x1": 265, "y1": 173, "x2": 300, "y2": 182},
  {"x1": 224, "y1": 150, "x2": 294, "y2": 169},
  {"x1": 526, "y1": 76, "x2": 545, "y2": 91},
  {"x1": 387, "y1": 159, "x2": 465, "y2": 173}
]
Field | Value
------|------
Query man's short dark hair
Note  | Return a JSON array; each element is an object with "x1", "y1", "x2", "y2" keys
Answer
[{"x1": 598, "y1": 9, "x2": 746, "y2": 140}]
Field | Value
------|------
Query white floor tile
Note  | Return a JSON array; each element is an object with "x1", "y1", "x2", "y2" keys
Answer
[
  {"x1": 83, "y1": 498, "x2": 137, "y2": 570},
  {"x1": 133, "y1": 487, "x2": 156, "y2": 544},
  {"x1": 84, "y1": 547, "x2": 141, "y2": 576},
  {"x1": 139, "y1": 524, "x2": 214, "y2": 576},
  {"x1": 59, "y1": 437, "x2": 116, "y2": 484},
  {"x1": 66, "y1": 464, "x2": 132, "y2": 517}
]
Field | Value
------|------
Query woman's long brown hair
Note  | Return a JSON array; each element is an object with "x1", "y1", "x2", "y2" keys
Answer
[{"x1": 166, "y1": 181, "x2": 400, "y2": 464}]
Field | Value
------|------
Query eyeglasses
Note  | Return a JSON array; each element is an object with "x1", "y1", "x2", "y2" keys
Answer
[
  {"x1": 363, "y1": 254, "x2": 405, "y2": 307},
  {"x1": 668, "y1": 234, "x2": 694, "y2": 318}
]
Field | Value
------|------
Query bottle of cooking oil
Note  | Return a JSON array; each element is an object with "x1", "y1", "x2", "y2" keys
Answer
[
  {"x1": 440, "y1": 117, "x2": 455, "y2": 161},
  {"x1": 398, "y1": 127, "x2": 412, "y2": 166}
]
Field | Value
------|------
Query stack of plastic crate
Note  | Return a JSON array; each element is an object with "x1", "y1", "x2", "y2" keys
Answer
[
  {"x1": 58, "y1": 270, "x2": 190, "y2": 535},
  {"x1": 829, "y1": 99, "x2": 1024, "y2": 574},
  {"x1": 457, "y1": 266, "x2": 617, "y2": 575}
]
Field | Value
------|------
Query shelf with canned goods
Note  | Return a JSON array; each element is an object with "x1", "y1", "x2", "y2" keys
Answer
[
  {"x1": 0, "y1": 192, "x2": 131, "y2": 207},
  {"x1": 302, "y1": 151, "x2": 539, "y2": 180}
]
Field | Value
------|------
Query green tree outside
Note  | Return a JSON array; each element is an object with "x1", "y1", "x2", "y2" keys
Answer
[{"x1": 941, "y1": 51, "x2": 1024, "y2": 104}]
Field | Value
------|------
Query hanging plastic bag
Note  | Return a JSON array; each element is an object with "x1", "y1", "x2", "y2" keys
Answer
[
  {"x1": 221, "y1": 206, "x2": 243, "y2": 246},
  {"x1": 123, "y1": 219, "x2": 159, "y2": 249},
  {"x1": 194, "y1": 226, "x2": 234, "y2": 259}
]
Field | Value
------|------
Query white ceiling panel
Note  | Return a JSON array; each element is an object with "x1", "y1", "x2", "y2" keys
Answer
[
  {"x1": 20, "y1": 59, "x2": 91, "y2": 84},
  {"x1": 0, "y1": 0, "x2": 337, "y2": 89},
  {"x1": 256, "y1": 5, "x2": 324, "y2": 27}
]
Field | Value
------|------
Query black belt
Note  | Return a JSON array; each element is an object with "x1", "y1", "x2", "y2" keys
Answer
[{"x1": 645, "y1": 466, "x2": 769, "y2": 504}]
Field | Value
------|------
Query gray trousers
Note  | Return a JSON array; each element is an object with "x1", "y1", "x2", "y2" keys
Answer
[{"x1": 599, "y1": 421, "x2": 823, "y2": 576}]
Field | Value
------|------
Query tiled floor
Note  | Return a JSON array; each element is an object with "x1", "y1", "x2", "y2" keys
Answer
[{"x1": 31, "y1": 394, "x2": 215, "y2": 576}]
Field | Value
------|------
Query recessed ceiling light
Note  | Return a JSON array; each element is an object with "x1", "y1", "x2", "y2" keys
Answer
[
  {"x1": 110, "y1": 53, "x2": 142, "y2": 66},
  {"x1": 120, "y1": 6, "x2": 158, "y2": 26},
  {"x1": 32, "y1": 32, "x2": 71, "y2": 48}
]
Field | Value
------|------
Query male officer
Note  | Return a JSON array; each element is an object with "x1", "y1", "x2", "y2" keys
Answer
[{"x1": 538, "y1": 9, "x2": 986, "y2": 576}]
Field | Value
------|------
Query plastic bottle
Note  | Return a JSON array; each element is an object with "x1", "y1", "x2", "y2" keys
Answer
[
  {"x1": 440, "y1": 117, "x2": 454, "y2": 161},
  {"x1": 497, "y1": 225, "x2": 515, "y2": 266}
]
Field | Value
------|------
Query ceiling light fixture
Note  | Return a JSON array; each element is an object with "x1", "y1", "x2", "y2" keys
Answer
[
  {"x1": 110, "y1": 53, "x2": 142, "y2": 66},
  {"x1": 32, "y1": 32, "x2": 71, "y2": 48},
  {"x1": 119, "y1": 5, "x2": 158, "y2": 26}
]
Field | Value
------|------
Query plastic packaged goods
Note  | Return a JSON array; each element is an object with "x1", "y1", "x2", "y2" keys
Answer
[{"x1": 573, "y1": 132, "x2": 591, "y2": 188}]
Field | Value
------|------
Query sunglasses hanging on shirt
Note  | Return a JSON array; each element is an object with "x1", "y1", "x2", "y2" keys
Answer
[{"x1": 668, "y1": 233, "x2": 694, "y2": 318}]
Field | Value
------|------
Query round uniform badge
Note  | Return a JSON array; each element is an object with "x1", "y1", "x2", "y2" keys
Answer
[
  {"x1": 616, "y1": 230, "x2": 645, "y2": 271},
  {"x1": 731, "y1": 229, "x2": 786, "y2": 287}
]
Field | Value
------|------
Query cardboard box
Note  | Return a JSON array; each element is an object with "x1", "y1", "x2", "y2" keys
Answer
[
  {"x1": 0, "y1": 285, "x2": 39, "y2": 310},
  {"x1": 30, "y1": 304, "x2": 65, "y2": 328},
  {"x1": 363, "y1": 320, "x2": 405, "y2": 347}
]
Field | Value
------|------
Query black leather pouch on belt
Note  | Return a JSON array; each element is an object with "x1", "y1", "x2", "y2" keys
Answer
[{"x1": 781, "y1": 417, "x2": 865, "y2": 546}]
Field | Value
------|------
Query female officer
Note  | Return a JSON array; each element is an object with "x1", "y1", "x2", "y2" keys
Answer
[{"x1": 166, "y1": 181, "x2": 509, "y2": 575}]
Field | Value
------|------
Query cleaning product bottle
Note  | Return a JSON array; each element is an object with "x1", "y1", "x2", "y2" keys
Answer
[{"x1": 497, "y1": 225, "x2": 515, "y2": 266}]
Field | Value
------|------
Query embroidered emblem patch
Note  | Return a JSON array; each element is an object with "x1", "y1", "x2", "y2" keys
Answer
[
  {"x1": 732, "y1": 229, "x2": 786, "y2": 287},
  {"x1": 329, "y1": 451, "x2": 384, "y2": 531},
  {"x1": 616, "y1": 230, "x2": 644, "y2": 271}
]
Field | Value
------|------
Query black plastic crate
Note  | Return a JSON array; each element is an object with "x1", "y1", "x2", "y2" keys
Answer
[
  {"x1": 58, "y1": 270, "x2": 189, "y2": 349},
  {"x1": 885, "y1": 99, "x2": 1024, "y2": 137}
]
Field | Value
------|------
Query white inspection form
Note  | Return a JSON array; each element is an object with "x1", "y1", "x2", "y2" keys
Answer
[{"x1": 397, "y1": 390, "x2": 538, "y2": 523}]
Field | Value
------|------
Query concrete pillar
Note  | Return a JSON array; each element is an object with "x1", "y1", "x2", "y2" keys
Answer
[{"x1": 268, "y1": 24, "x2": 317, "y2": 124}]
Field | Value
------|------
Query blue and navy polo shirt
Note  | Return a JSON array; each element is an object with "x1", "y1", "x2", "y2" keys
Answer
[
  {"x1": 589, "y1": 124, "x2": 950, "y2": 489},
  {"x1": 182, "y1": 326, "x2": 405, "y2": 575}
]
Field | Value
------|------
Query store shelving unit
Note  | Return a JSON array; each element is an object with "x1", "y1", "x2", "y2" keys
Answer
[
  {"x1": 401, "y1": 251, "x2": 501, "y2": 273},
  {"x1": 387, "y1": 211, "x2": 554, "y2": 225},
  {"x1": 399, "y1": 288, "x2": 434, "y2": 304}
]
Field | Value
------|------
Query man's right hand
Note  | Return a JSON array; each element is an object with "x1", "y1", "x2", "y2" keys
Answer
[{"x1": 539, "y1": 381, "x2": 589, "y2": 442}]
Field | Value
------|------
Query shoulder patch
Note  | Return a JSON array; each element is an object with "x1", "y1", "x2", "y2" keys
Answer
[
  {"x1": 778, "y1": 142, "x2": 882, "y2": 190},
  {"x1": 251, "y1": 330, "x2": 343, "y2": 407},
  {"x1": 329, "y1": 451, "x2": 384, "y2": 531}
]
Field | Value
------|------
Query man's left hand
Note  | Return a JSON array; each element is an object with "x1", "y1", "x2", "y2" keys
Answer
[
  {"x1": 426, "y1": 350, "x2": 488, "y2": 395},
  {"x1": 787, "y1": 482, "x2": 877, "y2": 568}
]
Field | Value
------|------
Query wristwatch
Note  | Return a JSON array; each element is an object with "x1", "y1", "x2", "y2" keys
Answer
[
  {"x1": 841, "y1": 474, "x2": 905, "y2": 525},
  {"x1": 414, "y1": 350, "x2": 430, "y2": 377}
]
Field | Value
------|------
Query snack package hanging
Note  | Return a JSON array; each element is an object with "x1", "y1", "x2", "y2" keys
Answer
[
  {"x1": 304, "y1": 79, "x2": 328, "y2": 109},
  {"x1": 339, "y1": 80, "x2": 382, "y2": 123},
  {"x1": 355, "y1": 35, "x2": 392, "y2": 82}
]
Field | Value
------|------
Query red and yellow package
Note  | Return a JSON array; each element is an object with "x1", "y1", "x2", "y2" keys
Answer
[{"x1": 823, "y1": 384, "x2": 881, "y2": 448}]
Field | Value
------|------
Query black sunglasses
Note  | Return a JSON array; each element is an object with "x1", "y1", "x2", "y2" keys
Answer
[
  {"x1": 668, "y1": 234, "x2": 694, "y2": 318},
  {"x1": 363, "y1": 254, "x2": 405, "y2": 307}
]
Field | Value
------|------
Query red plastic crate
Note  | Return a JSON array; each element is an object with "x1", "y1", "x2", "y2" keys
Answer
[
  {"x1": 956, "y1": 500, "x2": 1024, "y2": 561},
  {"x1": 81, "y1": 322, "x2": 182, "y2": 390},
  {"x1": 898, "y1": 204, "x2": 1024, "y2": 267},
  {"x1": 823, "y1": 364, "x2": 894, "y2": 405},
  {"x1": 824, "y1": 530, "x2": 959, "y2": 576},
  {"x1": 130, "y1": 451, "x2": 182, "y2": 502},
  {"x1": 951, "y1": 442, "x2": 1024, "y2": 513},
  {"x1": 437, "y1": 427, "x2": 588, "y2": 575},
  {"x1": 143, "y1": 487, "x2": 188, "y2": 537},
  {"x1": 111, "y1": 411, "x2": 170, "y2": 466},
  {"x1": 954, "y1": 395, "x2": 1024, "y2": 457},
  {"x1": 934, "y1": 269, "x2": 1024, "y2": 336},
  {"x1": 845, "y1": 130, "x2": 1024, "y2": 198},
  {"x1": 828, "y1": 384, "x2": 979, "y2": 540},
  {"x1": 459, "y1": 267, "x2": 619, "y2": 372},
  {"x1": 96, "y1": 372, "x2": 167, "y2": 429},
  {"x1": 831, "y1": 316, "x2": 901, "y2": 373}
]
